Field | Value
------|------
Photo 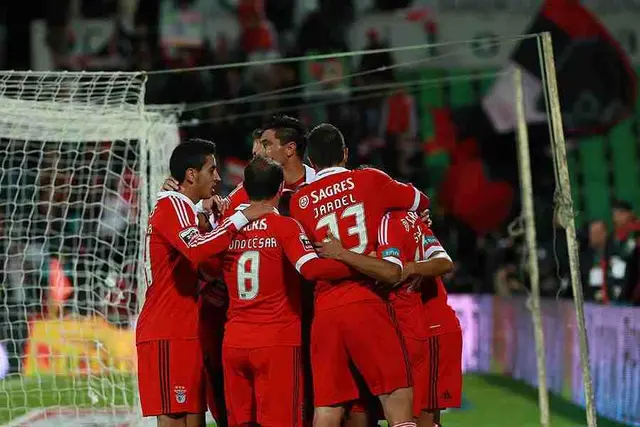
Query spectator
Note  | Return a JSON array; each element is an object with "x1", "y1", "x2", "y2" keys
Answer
[
  {"x1": 612, "y1": 200, "x2": 640, "y2": 304},
  {"x1": 580, "y1": 220, "x2": 615, "y2": 302}
]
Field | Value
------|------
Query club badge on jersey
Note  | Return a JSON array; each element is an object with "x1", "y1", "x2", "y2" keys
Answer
[
  {"x1": 179, "y1": 227, "x2": 199, "y2": 246},
  {"x1": 174, "y1": 385, "x2": 187, "y2": 404}
]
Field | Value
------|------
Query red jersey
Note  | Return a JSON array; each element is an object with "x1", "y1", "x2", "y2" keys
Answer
[
  {"x1": 220, "y1": 209, "x2": 351, "y2": 348},
  {"x1": 222, "y1": 164, "x2": 316, "y2": 220},
  {"x1": 290, "y1": 167, "x2": 430, "y2": 311},
  {"x1": 136, "y1": 191, "x2": 249, "y2": 344},
  {"x1": 377, "y1": 211, "x2": 460, "y2": 338}
]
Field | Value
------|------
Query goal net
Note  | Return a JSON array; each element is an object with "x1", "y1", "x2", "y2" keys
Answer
[{"x1": 0, "y1": 71, "x2": 180, "y2": 425}]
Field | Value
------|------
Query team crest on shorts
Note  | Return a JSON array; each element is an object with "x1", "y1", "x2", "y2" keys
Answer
[
  {"x1": 174, "y1": 386, "x2": 187, "y2": 404},
  {"x1": 298, "y1": 195, "x2": 309, "y2": 209}
]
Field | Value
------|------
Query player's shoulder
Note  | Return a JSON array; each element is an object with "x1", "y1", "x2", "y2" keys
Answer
[
  {"x1": 153, "y1": 191, "x2": 196, "y2": 222},
  {"x1": 270, "y1": 213, "x2": 304, "y2": 230},
  {"x1": 290, "y1": 182, "x2": 313, "y2": 214},
  {"x1": 225, "y1": 183, "x2": 247, "y2": 201},
  {"x1": 354, "y1": 166, "x2": 391, "y2": 180}
]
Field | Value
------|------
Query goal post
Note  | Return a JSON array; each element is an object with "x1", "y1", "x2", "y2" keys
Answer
[{"x1": 0, "y1": 70, "x2": 179, "y2": 425}]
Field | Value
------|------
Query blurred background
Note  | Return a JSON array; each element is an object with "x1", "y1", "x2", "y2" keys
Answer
[{"x1": 0, "y1": 0, "x2": 639, "y2": 426}]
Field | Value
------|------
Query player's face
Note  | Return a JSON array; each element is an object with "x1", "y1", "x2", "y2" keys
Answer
[
  {"x1": 260, "y1": 129, "x2": 295, "y2": 166},
  {"x1": 194, "y1": 155, "x2": 221, "y2": 199},
  {"x1": 252, "y1": 137, "x2": 265, "y2": 158}
]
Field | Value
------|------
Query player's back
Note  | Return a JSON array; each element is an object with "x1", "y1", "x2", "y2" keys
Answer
[
  {"x1": 380, "y1": 211, "x2": 426, "y2": 340},
  {"x1": 221, "y1": 210, "x2": 302, "y2": 348},
  {"x1": 137, "y1": 195, "x2": 200, "y2": 343},
  {"x1": 415, "y1": 223, "x2": 461, "y2": 336},
  {"x1": 291, "y1": 167, "x2": 412, "y2": 310}
]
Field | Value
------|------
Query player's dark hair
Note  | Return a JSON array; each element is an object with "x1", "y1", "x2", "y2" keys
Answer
[
  {"x1": 306, "y1": 123, "x2": 346, "y2": 169},
  {"x1": 251, "y1": 128, "x2": 263, "y2": 140},
  {"x1": 244, "y1": 155, "x2": 284, "y2": 202},
  {"x1": 261, "y1": 114, "x2": 307, "y2": 158},
  {"x1": 169, "y1": 138, "x2": 217, "y2": 184}
]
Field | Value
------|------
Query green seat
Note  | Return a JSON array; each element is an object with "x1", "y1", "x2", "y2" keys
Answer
[
  {"x1": 608, "y1": 121, "x2": 640, "y2": 211},
  {"x1": 578, "y1": 136, "x2": 611, "y2": 222},
  {"x1": 566, "y1": 149, "x2": 583, "y2": 227},
  {"x1": 447, "y1": 69, "x2": 479, "y2": 108},
  {"x1": 418, "y1": 69, "x2": 445, "y2": 140}
]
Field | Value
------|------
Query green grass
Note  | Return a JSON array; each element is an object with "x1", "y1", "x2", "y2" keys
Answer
[{"x1": 0, "y1": 374, "x2": 632, "y2": 426}]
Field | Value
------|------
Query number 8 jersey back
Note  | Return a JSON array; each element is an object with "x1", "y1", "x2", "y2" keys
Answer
[{"x1": 290, "y1": 166, "x2": 430, "y2": 312}]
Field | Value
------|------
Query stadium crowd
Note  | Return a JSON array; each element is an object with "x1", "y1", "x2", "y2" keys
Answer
[{"x1": 0, "y1": 0, "x2": 638, "y2": 343}]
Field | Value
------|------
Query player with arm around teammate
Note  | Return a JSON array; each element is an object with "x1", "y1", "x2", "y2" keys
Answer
[
  {"x1": 290, "y1": 123, "x2": 430, "y2": 427},
  {"x1": 136, "y1": 140, "x2": 271, "y2": 427},
  {"x1": 316, "y1": 211, "x2": 461, "y2": 427},
  {"x1": 216, "y1": 156, "x2": 353, "y2": 426}
]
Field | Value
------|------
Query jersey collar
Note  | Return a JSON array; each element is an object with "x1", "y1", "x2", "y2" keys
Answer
[
  {"x1": 314, "y1": 166, "x2": 348, "y2": 181},
  {"x1": 303, "y1": 164, "x2": 317, "y2": 184},
  {"x1": 235, "y1": 203, "x2": 280, "y2": 215},
  {"x1": 157, "y1": 191, "x2": 198, "y2": 215}
]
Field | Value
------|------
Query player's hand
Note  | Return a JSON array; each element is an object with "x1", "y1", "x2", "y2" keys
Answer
[
  {"x1": 420, "y1": 209, "x2": 432, "y2": 228},
  {"x1": 197, "y1": 212, "x2": 213, "y2": 232},
  {"x1": 201, "y1": 195, "x2": 229, "y2": 215},
  {"x1": 242, "y1": 202, "x2": 273, "y2": 221},
  {"x1": 161, "y1": 176, "x2": 180, "y2": 191},
  {"x1": 314, "y1": 233, "x2": 346, "y2": 260},
  {"x1": 399, "y1": 261, "x2": 417, "y2": 283}
]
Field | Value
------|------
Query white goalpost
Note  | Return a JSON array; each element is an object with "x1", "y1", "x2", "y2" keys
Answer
[{"x1": 0, "y1": 70, "x2": 180, "y2": 425}]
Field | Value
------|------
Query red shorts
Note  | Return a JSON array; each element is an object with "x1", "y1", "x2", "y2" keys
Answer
[
  {"x1": 415, "y1": 331, "x2": 463, "y2": 412},
  {"x1": 222, "y1": 345, "x2": 304, "y2": 427},
  {"x1": 199, "y1": 299, "x2": 227, "y2": 422},
  {"x1": 137, "y1": 339, "x2": 206, "y2": 416},
  {"x1": 311, "y1": 301, "x2": 412, "y2": 407}
]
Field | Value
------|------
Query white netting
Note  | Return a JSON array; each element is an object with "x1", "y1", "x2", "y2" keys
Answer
[{"x1": 0, "y1": 70, "x2": 179, "y2": 425}]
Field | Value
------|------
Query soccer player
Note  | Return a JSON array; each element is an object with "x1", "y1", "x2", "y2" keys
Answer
[
  {"x1": 216, "y1": 155, "x2": 353, "y2": 426},
  {"x1": 289, "y1": 123, "x2": 430, "y2": 427},
  {"x1": 223, "y1": 115, "x2": 315, "y2": 216},
  {"x1": 315, "y1": 211, "x2": 461, "y2": 427},
  {"x1": 136, "y1": 140, "x2": 271, "y2": 427},
  {"x1": 161, "y1": 116, "x2": 316, "y2": 422}
]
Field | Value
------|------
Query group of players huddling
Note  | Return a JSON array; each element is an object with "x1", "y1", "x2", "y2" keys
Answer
[{"x1": 136, "y1": 115, "x2": 462, "y2": 427}]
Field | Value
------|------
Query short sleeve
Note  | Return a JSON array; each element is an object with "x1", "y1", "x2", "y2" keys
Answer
[
  {"x1": 422, "y1": 229, "x2": 451, "y2": 261},
  {"x1": 376, "y1": 213, "x2": 405, "y2": 269},
  {"x1": 278, "y1": 217, "x2": 319, "y2": 273}
]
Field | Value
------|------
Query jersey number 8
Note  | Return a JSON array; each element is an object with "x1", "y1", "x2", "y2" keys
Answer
[{"x1": 237, "y1": 251, "x2": 259, "y2": 300}]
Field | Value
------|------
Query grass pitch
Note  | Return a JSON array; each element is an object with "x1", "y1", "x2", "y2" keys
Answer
[{"x1": 0, "y1": 374, "x2": 631, "y2": 426}]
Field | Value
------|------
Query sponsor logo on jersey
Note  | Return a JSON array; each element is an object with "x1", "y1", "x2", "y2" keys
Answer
[
  {"x1": 179, "y1": 227, "x2": 199, "y2": 246},
  {"x1": 381, "y1": 248, "x2": 400, "y2": 258},
  {"x1": 299, "y1": 234, "x2": 313, "y2": 251},
  {"x1": 174, "y1": 385, "x2": 187, "y2": 404},
  {"x1": 298, "y1": 195, "x2": 310, "y2": 209},
  {"x1": 423, "y1": 235, "x2": 438, "y2": 245}
]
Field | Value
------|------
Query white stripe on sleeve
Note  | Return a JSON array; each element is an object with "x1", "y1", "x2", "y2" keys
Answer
[{"x1": 295, "y1": 253, "x2": 318, "y2": 272}]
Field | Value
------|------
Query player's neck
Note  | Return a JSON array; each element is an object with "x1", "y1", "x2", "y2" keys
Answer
[
  {"x1": 179, "y1": 186, "x2": 201, "y2": 205},
  {"x1": 317, "y1": 162, "x2": 347, "y2": 173},
  {"x1": 283, "y1": 159, "x2": 305, "y2": 185}
]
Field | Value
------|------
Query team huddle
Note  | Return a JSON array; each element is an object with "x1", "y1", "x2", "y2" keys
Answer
[{"x1": 136, "y1": 115, "x2": 462, "y2": 427}]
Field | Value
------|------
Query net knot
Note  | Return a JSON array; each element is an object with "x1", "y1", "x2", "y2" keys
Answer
[{"x1": 507, "y1": 215, "x2": 525, "y2": 238}]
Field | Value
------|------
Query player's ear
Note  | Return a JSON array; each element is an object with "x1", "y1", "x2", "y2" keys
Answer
[
  {"x1": 285, "y1": 141, "x2": 296, "y2": 158},
  {"x1": 185, "y1": 168, "x2": 196, "y2": 184},
  {"x1": 342, "y1": 147, "x2": 349, "y2": 165}
]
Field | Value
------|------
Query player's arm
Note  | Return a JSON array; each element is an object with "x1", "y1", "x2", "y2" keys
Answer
[
  {"x1": 156, "y1": 197, "x2": 270, "y2": 266},
  {"x1": 403, "y1": 232, "x2": 454, "y2": 281},
  {"x1": 314, "y1": 214, "x2": 404, "y2": 284},
  {"x1": 279, "y1": 218, "x2": 353, "y2": 281},
  {"x1": 366, "y1": 168, "x2": 430, "y2": 212}
]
